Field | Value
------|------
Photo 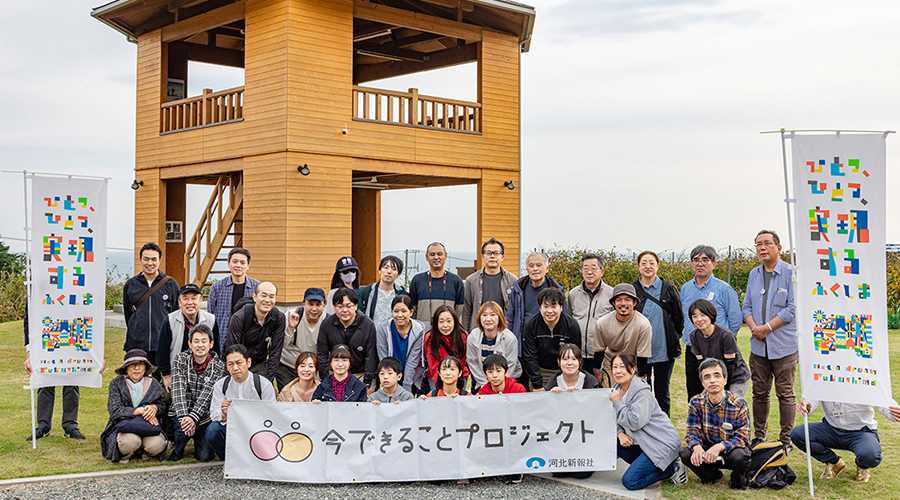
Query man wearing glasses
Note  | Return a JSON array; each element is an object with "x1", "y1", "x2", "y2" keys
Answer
[
  {"x1": 742, "y1": 230, "x2": 797, "y2": 451},
  {"x1": 461, "y1": 238, "x2": 518, "y2": 332},
  {"x1": 567, "y1": 253, "x2": 614, "y2": 381},
  {"x1": 316, "y1": 287, "x2": 377, "y2": 392},
  {"x1": 680, "y1": 245, "x2": 741, "y2": 400}
]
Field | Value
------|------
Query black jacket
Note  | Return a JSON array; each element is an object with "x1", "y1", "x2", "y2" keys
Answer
[
  {"x1": 226, "y1": 303, "x2": 285, "y2": 381},
  {"x1": 317, "y1": 313, "x2": 377, "y2": 385},
  {"x1": 122, "y1": 272, "x2": 179, "y2": 352},
  {"x1": 632, "y1": 277, "x2": 683, "y2": 360},
  {"x1": 311, "y1": 374, "x2": 368, "y2": 402},
  {"x1": 521, "y1": 313, "x2": 582, "y2": 387}
]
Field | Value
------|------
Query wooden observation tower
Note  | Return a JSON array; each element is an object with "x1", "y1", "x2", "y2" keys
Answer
[{"x1": 93, "y1": 0, "x2": 535, "y2": 303}]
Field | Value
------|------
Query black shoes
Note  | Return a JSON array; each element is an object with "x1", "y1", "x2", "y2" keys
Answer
[
  {"x1": 25, "y1": 426, "x2": 51, "y2": 441},
  {"x1": 64, "y1": 428, "x2": 86, "y2": 440}
]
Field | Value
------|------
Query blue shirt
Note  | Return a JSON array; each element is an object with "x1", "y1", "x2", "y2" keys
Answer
[
  {"x1": 523, "y1": 280, "x2": 549, "y2": 324},
  {"x1": 640, "y1": 278, "x2": 668, "y2": 363},
  {"x1": 206, "y1": 275, "x2": 260, "y2": 347},
  {"x1": 741, "y1": 259, "x2": 796, "y2": 359},
  {"x1": 680, "y1": 274, "x2": 741, "y2": 345},
  {"x1": 390, "y1": 321, "x2": 410, "y2": 371}
]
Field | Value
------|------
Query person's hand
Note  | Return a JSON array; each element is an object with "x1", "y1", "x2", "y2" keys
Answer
[
  {"x1": 450, "y1": 393, "x2": 459, "y2": 398},
  {"x1": 703, "y1": 443, "x2": 724, "y2": 463},
  {"x1": 796, "y1": 398, "x2": 811, "y2": 416},
  {"x1": 609, "y1": 389, "x2": 622, "y2": 402},
  {"x1": 312, "y1": 399, "x2": 322, "y2": 404},
  {"x1": 550, "y1": 386, "x2": 563, "y2": 393},
  {"x1": 288, "y1": 309, "x2": 300, "y2": 330},
  {"x1": 750, "y1": 324, "x2": 769, "y2": 342},
  {"x1": 367, "y1": 386, "x2": 376, "y2": 396},
  {"x1": 99, "y1": 359, "x2": 107, "y2": 374},
  {"x1": 888, "y1": 405, "x2": 900, "y2": 422},
  {"x1": 371, "y1": 400, "x2": 382, "y2": 406},
  {"x1": 418, "y1": 395, "x2": 428, "y2": 400},
  {"x1": 163, "y1": 374, "x2": 172, "y2": 392},
  {"x1": 532, "y1": 387, "x2": 545, "y2": 392},
  {"x1": 180, "y1": 416, "x2": 196, "y2": 437},
  {"x1": 24, "y1": 352, "x2": 32, "y2": 374},
  {"x1": 132, "y1": 406, "x2": 146, "y2": 416},
  {"x1": 393, "y1": 401, "x2": 401, "y2": 405},
  {"x1": 617, "y1": 432, "x2": 633, "y2": 447},
  {"x1": 221, "y1": 399, "x2": 232, "y2": 421},
  {"x1": 690, "y1": 446, "x2": 705, "y2": 467},
  {"x1": 142, "y1": 404, "x2": 158, "y2": 422},
  {"x1": 567, "y1": 386, "x2": 578, "y2": 392}
]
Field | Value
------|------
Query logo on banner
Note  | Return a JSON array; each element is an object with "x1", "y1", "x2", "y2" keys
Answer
[
  {"x1": 526, "y1": 457, "x2": 546, "y2": 469},
  {"x1": 249, "y1": 420, "x2": 314, "y2": 463}
]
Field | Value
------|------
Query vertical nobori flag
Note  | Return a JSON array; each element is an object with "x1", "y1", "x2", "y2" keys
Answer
[
  {"x1": 28, "y1": 175, "x2": 107, "y2": 389},
  {"x1": 792, "y1": 133, "x2": 892, "y2": 406}
]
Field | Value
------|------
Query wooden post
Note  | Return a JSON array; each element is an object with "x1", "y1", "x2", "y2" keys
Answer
[
  {"x1": 352, "y1": 188, "x2": 381, "y2": 286},
  {"x1": 165, "y1": 179, "x2": 187, "y2": 285},
  {"x1": 409, "y1": 88, "x2": 418, "y2": 125},
  {"x1": 201, "y1": 88, "x2": 212, "y2": 125}
]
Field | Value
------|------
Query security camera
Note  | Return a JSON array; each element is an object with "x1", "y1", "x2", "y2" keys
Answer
[{"x1": 342, "y1": 126, "x2": 348, "y2": 135}]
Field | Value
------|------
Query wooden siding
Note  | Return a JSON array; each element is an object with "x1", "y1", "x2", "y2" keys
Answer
[{"x1": 478, "y1": 168, "x2": 520, "y2": 274}]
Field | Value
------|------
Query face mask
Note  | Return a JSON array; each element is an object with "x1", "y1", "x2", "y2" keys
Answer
[{"x1": 341, "y1": 271, "x2": 357, "y2": 284}]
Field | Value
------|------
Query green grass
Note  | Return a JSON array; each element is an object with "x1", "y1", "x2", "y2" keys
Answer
[
  {"x1": 661, "y1": 327, "x2": 900, "y2": 500},
  {"x1": 0, "y1": 321, "x2": 209, "y2": 479},
  {"x1": 2, "y1": 321, "x2": 899, "y2": 500}
]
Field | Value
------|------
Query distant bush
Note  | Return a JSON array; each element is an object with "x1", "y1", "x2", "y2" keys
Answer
[
  {"x1": 106, "y1": 264, "x2": 127, "y2": 310},
  {"x1": 0, "y1": 270, "x2": 26, "y2": 323}
]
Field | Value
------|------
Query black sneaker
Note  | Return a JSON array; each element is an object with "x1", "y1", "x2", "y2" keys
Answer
[
  {"x1": 750, "y1": 437, "x2": 764, "y2": 449},
  {"x1": 505, "y1": 474, "x2": 524, "y2": 484},
  {"x1": 64, "y1": 428, "x2": 86, "y2": 440},
  {"x1": 26, "y1": 426, "x2": 50, "y2": 441}
]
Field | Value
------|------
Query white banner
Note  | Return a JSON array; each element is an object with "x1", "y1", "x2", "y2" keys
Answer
[
  {"x1": 224, "y1": 391, "x2": 616, "y2": 483},
  {"x1": 28, "y1": 175, "x2": 107, "y2": 389},
  {"x1": 792, "y1": 133, "x2": 893, "y2": 406}
]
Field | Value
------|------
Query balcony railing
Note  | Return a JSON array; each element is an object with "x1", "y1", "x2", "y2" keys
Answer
[
  {"x1": 160, "y1": 86, "x2": 244, "y2": 134},
  {"x1": 352, "y1": 86, "x2": 481, "y2": 134}
]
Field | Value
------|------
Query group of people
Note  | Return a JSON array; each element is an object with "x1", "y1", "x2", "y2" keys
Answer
[{"x1": 24, "y1": 232, "x2": 900, "y2": 490}]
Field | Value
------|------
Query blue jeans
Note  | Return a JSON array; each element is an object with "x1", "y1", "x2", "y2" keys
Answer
[
  {"x1": 172, "y1": 417, "x2": 214, "y2": 461},
  {"x1": 205, "y1": 421, "x2": 228, "y2": 461},
  {"x1": 791, "y1": 419, "x2": 881, "y2": 469},
  {"x1": 617, "y1": 443, "x2": 676, "y2": 490}
]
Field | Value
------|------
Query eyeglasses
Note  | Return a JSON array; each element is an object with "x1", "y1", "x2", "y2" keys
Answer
[
  {"x1": 755, "y1": 241, "x2": 776, "y2": 248},
  {"x1": 335, "y1": 303, "x2": 355, "y2": 310},
  {"x1": 483, "y1": 251, "x2": 502, "y2": 257},
  {"x1": 691, "y1": 257, "x2": 712, "y2": 264}
]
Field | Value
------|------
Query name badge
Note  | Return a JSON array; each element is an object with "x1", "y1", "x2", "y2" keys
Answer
[
  {"x1": 722, "y1": 422, "x2": 733, "y2": 431},
  {"x1": 832, "y1": 406, "x2": 845, "y2": 418},
  {"x1": 204, "y1": 376, "x2": 210, "y2": 382},
  {"x1": 706, "y1": 292, "x2": 715, "y2": 300},
  {"x1": 357, "y1": 346, "x2": 364, "y2": 351}
]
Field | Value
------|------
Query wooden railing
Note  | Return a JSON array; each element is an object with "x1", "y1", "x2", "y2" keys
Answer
[
  {"x1": 352, "y1": 86, "x2": 481, "y2": 133},
  {"x1": 160, "y1": 86, "x2": 244, "y2": 133},
  {"x1": 184, "y1": 172, "x2": 243, "y2": 286}
]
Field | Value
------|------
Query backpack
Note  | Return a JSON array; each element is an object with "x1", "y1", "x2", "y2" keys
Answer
[
  {"x1": 222, "y1": 372, "x2": 263, "y2": 398},
  {"x1": 750, "y1": 465, "x2": 796, "y2": 490},
  {"x1": 745, "y1": 441, "x2": 790, "y2": 486},
  {"x1": 232, "y1": 296, "x2": 255, "y2": 315}
]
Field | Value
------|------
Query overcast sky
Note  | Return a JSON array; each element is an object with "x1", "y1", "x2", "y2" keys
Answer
[{"x1": 2, "y1": 0, "x2": 900, "y2": 268}]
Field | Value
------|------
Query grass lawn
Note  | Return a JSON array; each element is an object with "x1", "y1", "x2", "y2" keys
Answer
[
  {"x1": 2, "y1": 320, "x2": 899, "y2": 500},
  {"x1": 0, "y1": 321, "x2": 210, "y2": 479},
  {"x1": 660, "y1": 327, "x2": 900, "y2": 500}
]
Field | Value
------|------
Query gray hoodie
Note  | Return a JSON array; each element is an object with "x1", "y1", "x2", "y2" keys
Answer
[{"x1": 612, "y1": 376, "x2": 681, "y2": 471}]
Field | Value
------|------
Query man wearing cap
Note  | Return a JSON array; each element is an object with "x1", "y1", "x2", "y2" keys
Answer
[
  {"x1": 207, "y1": 248, "x2": 260, "y2": 348},
  {"x1": 522, "y1": 287, "x2": 582, "y2": 391},
  {"x1": 206, "y1": 344, "x2": 277, "y2": 461},
  {"x1": 680, "y1": 245, "x2": 742, "y2": 400},
  {"x1": 567, "y1": 252, "x2": 614, "y2": 381},
  {"x1": 122, "y1": 242, "x2": 179, "y2": 371},
  {"x1": 594, "y1": 283, "x2": 653, "y2": 384},
  {"x1": 408, "y1": 242, "x2": 465, "y2": 322},
  {"x1": 277, "y1": 287, "x2": 328, "y2": 390},
  {"x1": 156, "y1": 283, "x2": 219, "y2": 392},
  {"x1": 168, "y1": 324, "x2": 225, "y2": 462},
  {"x1": 225, "y1": 282, "x2": 285, "y2": 382}
]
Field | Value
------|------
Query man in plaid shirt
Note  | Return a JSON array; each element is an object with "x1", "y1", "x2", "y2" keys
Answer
[
  {"x1": 679, "y1": 357, "x2": 751, "y2": 489},
  {"x1": 207, "y1": 248, "x2": 260, "y2": 348},
  {"x1": 168, "y1": 324, "x2": 226, "y2": 462}
]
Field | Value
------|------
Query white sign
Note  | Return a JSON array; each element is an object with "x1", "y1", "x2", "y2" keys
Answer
[
  {"x1": 224, "y1": 391, "x2": 616, "y2": 483},
  {"x1": 792, "y1": 133, "x2": 893, "y2": 406},
  {"x1": 28, "y1": 175, "x2": 107, "y2": 389}
]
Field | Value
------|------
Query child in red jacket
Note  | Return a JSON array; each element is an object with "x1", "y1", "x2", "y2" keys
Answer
[{"x1": 477, "y1": 354, "x2": 526, "y2": 395}]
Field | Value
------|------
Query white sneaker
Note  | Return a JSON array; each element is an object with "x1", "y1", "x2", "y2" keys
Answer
[{"x1": 671, "y1": 458, "x2": 688, "y2": 485}]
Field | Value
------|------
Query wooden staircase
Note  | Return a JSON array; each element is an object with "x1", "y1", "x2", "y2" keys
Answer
[{"x1": 184, "y1": 172, "x2": 243, "y2": 287}]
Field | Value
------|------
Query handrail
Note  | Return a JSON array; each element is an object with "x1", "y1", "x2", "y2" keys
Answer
[
  {"x1": 161, "y1": 86, "x2": 244, "y2": 133},
  {"x1": 352, "y1": 85, "x2": 481, "y2": 133},
  {"x1": 183, "y1": 172, "x2": 243, "y2": 286}
]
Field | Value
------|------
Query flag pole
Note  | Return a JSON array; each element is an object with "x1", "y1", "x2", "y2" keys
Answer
[
  {"x1": 22, "y1": 171, "x2": 38, "y2": 449},
  {"x1": 777, "y1": 130, "x2": 813, "y2": 496}
]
